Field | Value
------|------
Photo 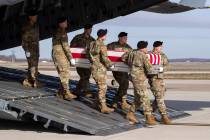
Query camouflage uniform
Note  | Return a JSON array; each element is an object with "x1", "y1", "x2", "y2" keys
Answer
[
  {"x1": 122, "y1": 50, "x2": 152, "y2": 115},
  {"x1": 148, "y1": 51, "x2": 169, "y2": 115},
  {"x1": 70, "y1": 33, "x2": 95, "y2": 94},
  {"x1": 52, "y1": 27, "x2": 73, "y2": 98},
  {"x1": 107, "y1": 42, "x2": 132, "y2": 108},
  {"x1": 21, "y1": 22, "x2": 39, "y2": 87},
  {"x1": 88, "y1": 39, "x2": 113, "y2": 106}
]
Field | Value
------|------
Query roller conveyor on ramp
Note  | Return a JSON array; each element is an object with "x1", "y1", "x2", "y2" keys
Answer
[{"x1": 0, "y1": 67, "x2": 190, "y2": 135}]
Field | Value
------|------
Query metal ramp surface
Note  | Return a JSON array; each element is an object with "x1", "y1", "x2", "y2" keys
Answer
[{"x1": 0, "y1": 67, "x2": 190, "y2": 135}]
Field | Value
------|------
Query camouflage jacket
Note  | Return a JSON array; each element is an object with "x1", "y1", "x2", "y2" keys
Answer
[
  {"x1": 107, "y1": 41, "x2": 132, "y2": 52},
  {"x1": 52, "y1": 27, "x2": 72, "y2": 61},
  {"x1": 21, "y1": 22, "x2": 39, "y2": 50},
  {"x1": 122, "y1": 49, "x2": 152, "y2": 79},
  {"x1": 70, "y1": 33, "x2": 95, "y2": 49},
  {"x1": 88, "y1": 39, "x2": 113, "y2": 69},
  {"x1": 149, "y1": 51, "x2": 169, "y2": 72}
]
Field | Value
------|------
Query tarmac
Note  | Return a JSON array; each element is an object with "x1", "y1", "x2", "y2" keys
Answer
[{"x1": 0, "y1": 71, "x2": 210, "y2": 140}]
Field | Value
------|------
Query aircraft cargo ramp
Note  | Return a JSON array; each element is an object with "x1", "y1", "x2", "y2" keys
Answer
[{"x1": 0, "y1": 67, "x2": 190, "y2": 135}]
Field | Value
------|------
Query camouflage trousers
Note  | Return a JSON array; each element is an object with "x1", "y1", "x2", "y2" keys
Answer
[
  {"x1": 148, "y1": 77, "x2": 167, "y2": 115},
  {"x1": 25, "y1": 55, "x2": 39, "y2": 84},
  {"x1": 91, "y1": 64, "x2": 107, "y2": 103},
  {"x1": 52, "y1": 47, "x2": 71, "y2": 92},
  {"x1": 130, "y1": 74, "x2": 152, "y2": 115},
  {"x1": 75, "y1": 67, "x2": 91, "y2": 93},
  {"x1": 24, "y1": 45, "x2": 39, "y2": 85},
  {"x1": 112, "y1": 71, "x2": 129, "y2": 101}
]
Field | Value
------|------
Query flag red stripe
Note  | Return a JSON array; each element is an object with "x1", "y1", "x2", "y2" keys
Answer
[
  {"x1": 72, "y1": 53, "x2": 86, "y2": 59},
  {"x1": 154, "y1": 54, "x2": 157, "y2": 65},
  {"x1": 72, "y1": 53, "x2": 122, "y2": 62},
  {"x1": 108, "y1": 56, "x2": 123, "y2": 62},
  {"x1": 149, "y1": 54, "x2": 153, "y2": 64},
  {"x1": 158, "y1": 54, "x2": 161, "y2": 65}
]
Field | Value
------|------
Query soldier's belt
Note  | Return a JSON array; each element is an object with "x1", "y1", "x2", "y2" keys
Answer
[
  {"x1": 147, "y1": 65, "x2": 163, "y2": 75},
  {"x1": 148, "y1": 73, "x2": 164, "y2": 79}
]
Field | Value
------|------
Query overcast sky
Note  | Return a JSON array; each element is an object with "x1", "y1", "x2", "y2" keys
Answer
[{"x1": 0, "y1": 0, "x2": 210, "y2": 59}]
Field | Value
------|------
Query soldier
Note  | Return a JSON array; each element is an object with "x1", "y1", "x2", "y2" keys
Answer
[
  {"x1": 52, "y1": 16, "x2": 77, "y2": 101},
  {"x1": 87, "y1": 29, "x2": 114, "y2": 113},
  {"x1": 21, "y1": 9, "x2": 43, "y2": 88},
  {"x1": 70, "y1": 24, "x2": 95, "y2": 97},
  {"x1": 121, "y1": 41, "x2": 157, "y2": 125},
  {"x1": 107, "y1": 32, "x2": 132, "y2": 110},
  {"x1": 147, "y1": 41, "x2": 171, "y2": 124}
]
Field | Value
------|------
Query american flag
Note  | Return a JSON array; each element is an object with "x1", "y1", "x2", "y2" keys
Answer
[{"x1": 147, "y1": 53, "x2": 162, "y2": 65}]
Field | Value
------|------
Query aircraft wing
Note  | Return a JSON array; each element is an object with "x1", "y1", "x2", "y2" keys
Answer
[{"x1": 145, "y1": 0, "x2": 209, "y2": 14}]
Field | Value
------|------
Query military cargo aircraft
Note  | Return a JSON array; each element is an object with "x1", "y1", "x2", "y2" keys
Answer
[{"x1": 0, "y1": 0, "x2": 209, "y2": 50}]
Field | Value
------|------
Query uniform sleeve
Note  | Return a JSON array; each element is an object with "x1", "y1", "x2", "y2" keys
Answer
[
  {"x1": 85, "y1": 37, "x2": 95, "y2": 50},
  {"x1": 21, "y1": 25, "x2": 30, "y2": 51},
  {"x1": 162, "y1": 53, "x2": 169, "y2": 72},
  {"x1": 122, "y1": 51, "x2": 135, "y2": 66},
  {"x1": 60, "y1": 33, "x2": 73, "y2": 61},
  {"x1": 143, "y1": 54, "x2": 152, "y2": 74},
  {"x1": 21, "y1": 25, "x2": 28, "y2": 40},
  {"x1": 100, "y1": 45, "x2": 113, "y2": 68},
  {"x1": 63, "y1": 43, "x2": 73, "y2": 61},
  {"x1": 121, "y1": 52, "x2": 129, "y2": 64},
  {"x1": 86, "y1": 41, "x2": 94, "y2": 61}
]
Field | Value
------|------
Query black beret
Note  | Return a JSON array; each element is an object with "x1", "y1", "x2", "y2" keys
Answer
[
  {"x1": 118, "y1": 32, "x2": 127, "y2": 37},
  {"x1": 153, "y1": 41, "x2": 163, "y2": 47},
  {"x1": 57, "y1": 16, "x2": 67, "y2": 24},
  {"x1": 27, "y1": 9, "x2": 38, "y2": 16},
  {"x1": 97, "y1": 29, "x2": 107, "y2": 37},
  {"x1": 84, "y1": 23, "x2": 93, "y2": 29},
  {"x1": 137, "y1": 41, "x2": 148, "y2": 49}
]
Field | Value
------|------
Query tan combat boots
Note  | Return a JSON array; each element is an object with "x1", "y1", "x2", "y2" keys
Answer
[
  {"x1": 145, "y1": 114, "x2": 157, "y2": 125},
  {"x1": 162, "y1": 114, "x2": 172, "y2": 125},
  {"x1": 121, "y1": 97, "x2": 131, "y2": 110},
  {"x1": 63, "y1": 90, "x2": 77, "y2": 101},
  {"x1": 22, "y1": 79, "x2": 33, "y2": 88},
  {"x1": 56, "y1": 87, "x2": 77, "y2": 101},
  {"x1": 126, "y1": 111, "x2": 139, "y2": 124},
  {"x1": 99, "y1": 102, "x2": 114, "y2": 114}
]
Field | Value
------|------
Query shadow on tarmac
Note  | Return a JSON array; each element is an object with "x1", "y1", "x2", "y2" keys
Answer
[{"x1": 166, "y1": 100, "x2": 210, "y2": 111}]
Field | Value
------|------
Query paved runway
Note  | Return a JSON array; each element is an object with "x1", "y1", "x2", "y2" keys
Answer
[{"x1": 0, "y1": 73, "x2": 210, "y2": 140}]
